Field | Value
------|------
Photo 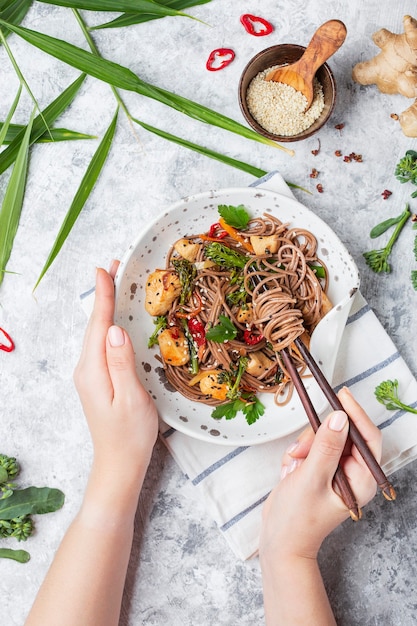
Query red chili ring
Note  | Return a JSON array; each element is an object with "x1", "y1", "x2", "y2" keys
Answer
[
  {"x1": 0, "y1": 327, "x2": 15, "y2": 352},
  {"x1": 206, "y1": 48, "x2": 235, "y2": 71},
  {"x1": 240, "y1": 14, "x2": 274, "y2": 36}
]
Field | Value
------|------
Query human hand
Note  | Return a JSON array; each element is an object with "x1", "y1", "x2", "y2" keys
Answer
[
  {"x1": 74, "y1": 264, "x2": 159, "y2": 486},
  {"x1": 259, "y1": 387, "x2": 382, "y2": 562}
]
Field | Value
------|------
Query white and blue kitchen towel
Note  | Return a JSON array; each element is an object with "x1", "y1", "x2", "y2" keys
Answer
[{"x1": 81, "y1": 171, "x2": 417, "y2": 561}]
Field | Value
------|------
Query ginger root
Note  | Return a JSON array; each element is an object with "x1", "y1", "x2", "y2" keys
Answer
[{"x1": 352, "y1": 15, "x2": 417, "y2": 137}]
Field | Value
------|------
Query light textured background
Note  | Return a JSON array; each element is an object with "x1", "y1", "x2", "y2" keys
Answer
[{"x1": 1, "y1": 1, "x2": 417, "y2": 624}]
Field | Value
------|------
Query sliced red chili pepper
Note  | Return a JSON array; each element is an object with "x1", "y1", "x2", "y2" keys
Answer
[
  {"x1": 187, "y1": 318, "x2": 206, "y2": 347},
  {"x1": 208, "y1": 222, "x2": 228, "y2": 239},
  {"x1": 0, "y1": 327, "x2": 15, "y2": 352},
  {"x1": 206, "y1": 48, "x2": 235, "y2": 71},
  {"x1": 243, "y1": 328, "x2": 264, "y2": 345},
  {"x1": 240, "y1": 14, "x2": 274, "y2": 36}
]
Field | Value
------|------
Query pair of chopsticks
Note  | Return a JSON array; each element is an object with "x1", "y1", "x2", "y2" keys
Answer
[
  {"x1": 248, "y1": 269, "x2": 395, "y2": 520},
  {"x1": 281, "y1": 340, "x2": 396, "y2": 521}
]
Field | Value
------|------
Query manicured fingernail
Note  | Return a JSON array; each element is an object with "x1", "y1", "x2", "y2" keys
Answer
[
  {"x1": 108, "y1": 259, "x2": 118, "y2": 276},
  {"x1": 280, "y1": 465, "x2": 289, "y2": 480},
  {"x1": 288, "y1": 458, "x2": 301, "y2": 475},
  {"x1": 108, "y1": 325, "x2": 125, "y2": 347},
  {"x1": 329, "y1": 410, "x2": 348, "y2": 432},
  {"x1": 286, "y1": 441, "x2": 299, "y2": 455}
]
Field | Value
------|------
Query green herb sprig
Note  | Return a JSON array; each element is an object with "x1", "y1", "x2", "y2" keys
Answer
[
  {"x1": 375, "y1": 379, "x2": 417, "y2": 414},
  {"x1": 395, "y1": 149, "x2": 417, "y2": 197},
  {"x1": 205, "y1": 315, "x2": 238, "y2": 343},
  {"x1": 363, "y1": 205, "x2": 411, "y2": 273}
]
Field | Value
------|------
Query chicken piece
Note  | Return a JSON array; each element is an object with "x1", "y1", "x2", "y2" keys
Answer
[
  {"x1": 145, "y1": 269, "x2": 182, "y2": 316},
  {"x1": 320, "y1": 290, "x2": 333, "y2": 317},
  {"x1": 249, "y1": 234, "x2": 280, "y2": 256},
  {"x1": 237, "y1": 303, "x2": 253, "y2": 324},
  {"x1": 173, "y1": 238, "x2": 202, "y2": 262},
  {"x1": 246, "y1": 351, "x2": 275, "y2": 377},
  {"x1": 158, "y1": 327, "x2": 190, "y2": 366},
  {"x1": 199, "y1": 370, "x2": 229, "y2": 401}
]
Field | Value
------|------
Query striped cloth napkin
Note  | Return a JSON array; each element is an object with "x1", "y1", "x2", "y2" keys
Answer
[{"x1": 81, "y1": 172, "x2": 417, "y2": 561}]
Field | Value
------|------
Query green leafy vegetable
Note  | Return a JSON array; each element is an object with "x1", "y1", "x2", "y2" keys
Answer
[
  {"x1": 205, "y1": 314, "x2": 238, "y2": 342},
  {"x1": 370, "y1": 213, "x2": 407, "y2": 239},
  {"x1": 218, "y1": 357, "x2": 248, "y2": 399},
  {"x1": 33, "y1": 107, "x2": 119, "y2": 290},
  {"x1": 363, "y1": 205, "x2": 410, "y2": 273},
  {"x1": 148, "y1": 315, "x2": 167, "y2": 348},
  {"x1": 218, "y1": 204, "x2": 251, "y2": 229},
  {"x1": 171, "y1": 258, "x2": 196, "y2": 305},
  {"x1": 0, "y1": 486, "x2": 65, "y2": 519},
  {"x1": 395, "y1": 149, "x2": 417, "y2": 197},
  {"x1": 374, "y1": 379, "x2": 417, "y2": 414},
  {"x1": 211, "y1": 395, "x2": 265, "y2": 425},
  {"x1": 411, "y1": 270, "x2": 417, "y2": 290},
  {"x1": 0, "y1": 547, "x2": 30, "y2": 563},
  {"x1": 205, "y1": 241, "x2": 247, "y2": 269}
]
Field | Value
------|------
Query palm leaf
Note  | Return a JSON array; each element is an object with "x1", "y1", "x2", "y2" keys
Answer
[
  {"x1": 0, "y1": 108, "x2": 34, "y2": 286},
  {"x1": 0, "y1": 123, "x2": 96, "y2": 143},
  {"x1": 38, "y1": 0, "x2": 202, "y2": 21},
  {"x1": 0, "y1": 19, "x2": 294, "y2": 156},
  {"x1": 91, "y1": 0, "x2": 211, "y2": 29},
  {"x1": 34, "y1": 108, "x2": 119, "y2": 289},
  {"x1": 0, "y1": 84, "x2": 22, "y2": 147},
  {"x1": 0, "y1": 73, "x2": 86, "y2": 175},
  {"x1": 0, "y1": 0, "x2": 32, "y2": 38},
  {"x1": 133, "y1": 116, "x2": 267, "y2": 178}
]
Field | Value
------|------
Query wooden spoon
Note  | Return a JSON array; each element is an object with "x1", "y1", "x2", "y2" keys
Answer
[{"x1": 265, "y1": 20, "x2": 347, "y2": 110}]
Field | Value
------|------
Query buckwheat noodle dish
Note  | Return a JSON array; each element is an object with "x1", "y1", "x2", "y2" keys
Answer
[{"x1": 145, "y1": 203, "x2": 332, "y2": 425}]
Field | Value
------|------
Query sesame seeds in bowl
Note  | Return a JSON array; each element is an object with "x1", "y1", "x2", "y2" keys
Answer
[{"x1": 239, "y1": 44, "x2": 336, "y2": 142}]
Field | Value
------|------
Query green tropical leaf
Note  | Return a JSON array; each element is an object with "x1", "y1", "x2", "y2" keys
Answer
[
  {"x1": 0, "y1": 487, "x2": 65, "y2": 519},
  {"x1": 0, "y1": 19, "x2": 294, "y2": 156},
  {"x1": 133, "y1": 117, "x2": 267, "y2": 178},
  {"x1": 91, "y1": 0, "x2": 211, "y2": 29},
  {"x1": 0, "y1": 123, "x2": 96, "y2": 143},
  {"x1": 34, "y1": 108, "x2": 119, "y2": 289},
  {"x1": 0, "y1": 84, "x2": 22, "y2": 147},
  {"x1": 0, "y1": 108, "x2": 34, "y2": 286},
  {"x1": 38, "y1": 0, "x2": 203, "y2": 21},
  {"x1": 0, "y1": 0, "x2": 32, "y2": 38},
  {"x1": 0, "y1": 73, "x2": 86, "y2": 175}
]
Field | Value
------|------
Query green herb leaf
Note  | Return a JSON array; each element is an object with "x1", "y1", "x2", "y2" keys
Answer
[
  {"x1": 90, "y1": 0, "x2": 211, "y2": 29},
  {"x1": 206, "y1": 315, "x2": 238, "y2": 343},
  {"x1": 211, "y1": 399, "x2": 241, "y2": 421},
  {"x1": 218, "y1": 204, "x2": 251, "y2": 229},
  {"x1": 242, "y1": 396, "x2": 265, "y2": 425},
  {"x1": 148, "y1": 315, "x2": 167, "y2": 348},
  {"x1": 34, "y1": 108, "x2": 119, "y2": 289},
  {"x1": 0, "y1": 19, "x2": 294, "y2": 155},
  {"x1": 0, "y1": 486, "x2": 65, "y2": 519},
  {"x1": 0, "y1": 547, "x2": 30, "y2": 563},
  {"x1": 0, "y1": 73, "x2": 86, "y2": 176},
  {"x1": 0, "y1": 108, "x2": 34, "y2": 286}
]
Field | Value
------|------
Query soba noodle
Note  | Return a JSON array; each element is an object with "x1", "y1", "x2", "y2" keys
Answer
[{"x1": 146, "y1": 212, "x2": 329, "y2": 413}]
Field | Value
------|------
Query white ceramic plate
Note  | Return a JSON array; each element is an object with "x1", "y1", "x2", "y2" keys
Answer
[{"x1": 114, "y1": 187, "x2": 360, "y2": 446}]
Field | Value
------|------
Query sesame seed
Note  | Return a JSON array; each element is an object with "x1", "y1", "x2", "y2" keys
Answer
[{"x1": 246, "y1": 68, "x2": 325, "y2": 136}]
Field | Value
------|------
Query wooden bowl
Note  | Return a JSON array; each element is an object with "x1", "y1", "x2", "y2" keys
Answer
[{"x1": 238, "y1": 44, "x2": 336, "y2": 142}]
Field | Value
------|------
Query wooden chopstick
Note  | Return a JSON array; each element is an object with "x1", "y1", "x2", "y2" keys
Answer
[
  {"x1": 280, "y1": 347, "x2": 362, "y2": 521},
  {"x1": 294, "y1": 337, "x2": 396, "y2": 502}
]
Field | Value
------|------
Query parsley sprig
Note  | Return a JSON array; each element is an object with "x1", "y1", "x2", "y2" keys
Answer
[
  {"x1": 218, "y1": 204, "x2": 251, "y2": 229},
  {"x1": 206, "y1": 315, "x2": 238, "y2": 342}
]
